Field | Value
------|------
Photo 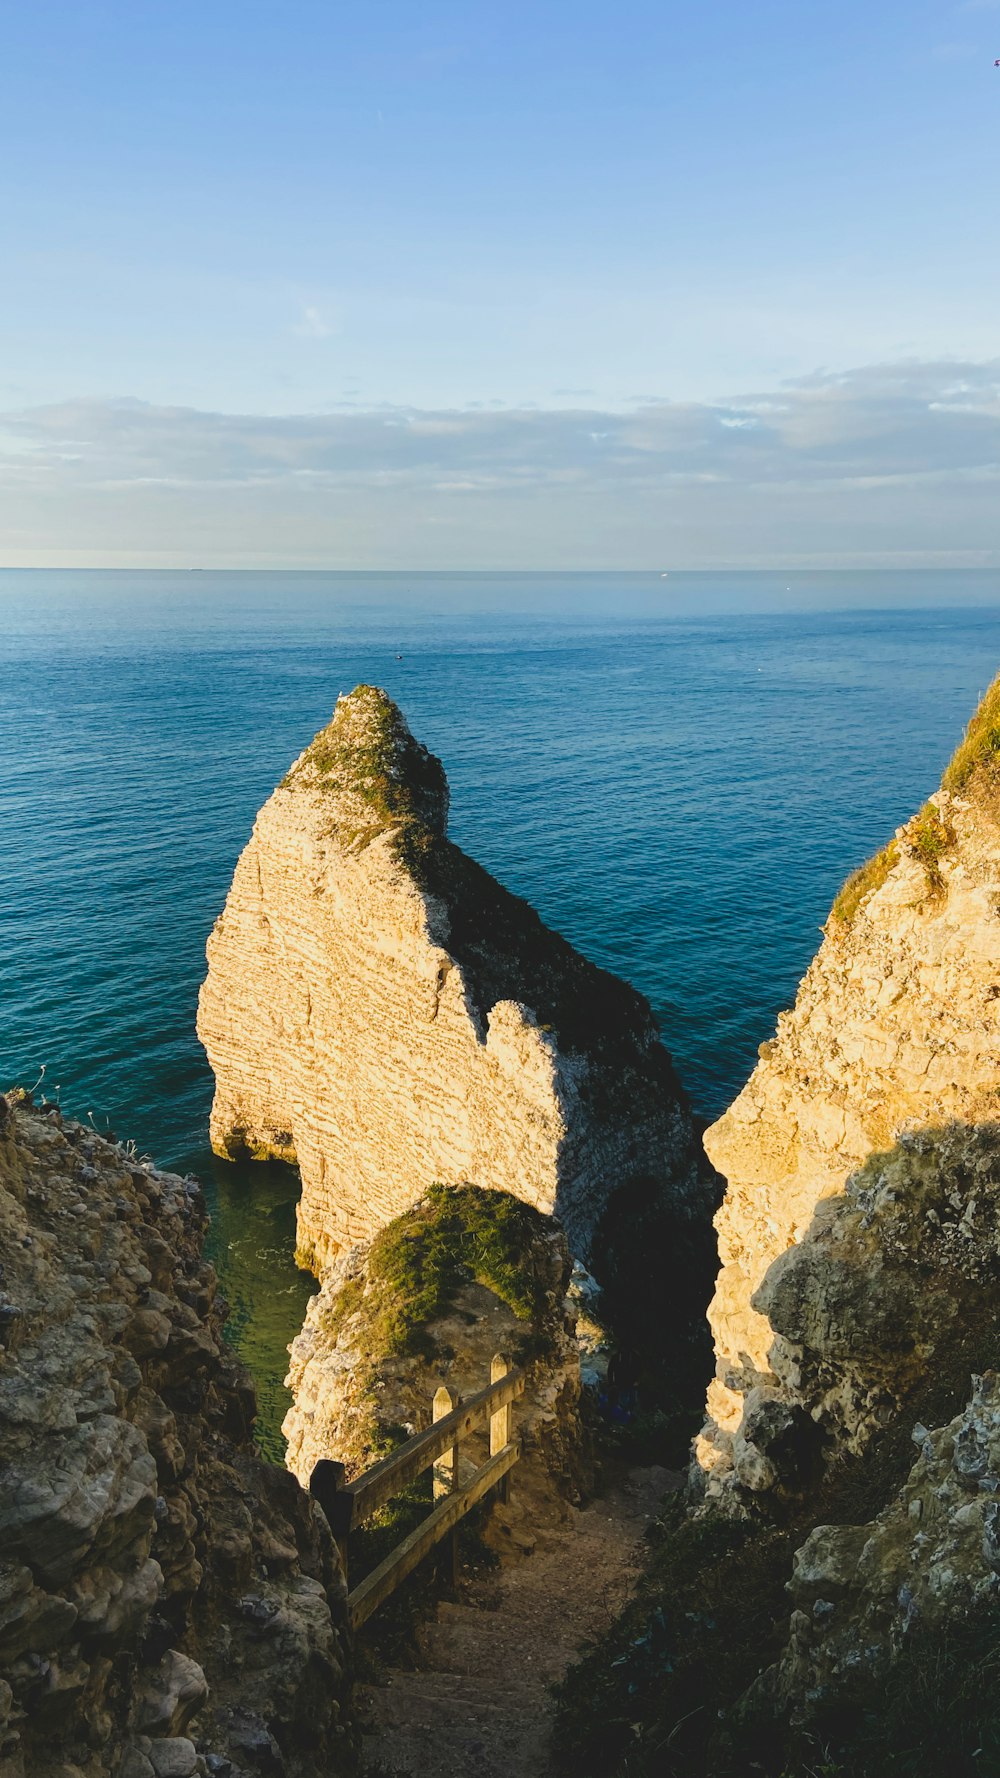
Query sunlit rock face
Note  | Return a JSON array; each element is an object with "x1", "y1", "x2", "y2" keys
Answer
[
  {"x1": 198, "y1": 685, "x2": 699, "y2": 1270},
  {"x1": 0, "y1": 1095, "x2": 354, "y2": 1778},
  {"x1": 696, "y1": 676, "x2": 1000, "y2": 1508}
]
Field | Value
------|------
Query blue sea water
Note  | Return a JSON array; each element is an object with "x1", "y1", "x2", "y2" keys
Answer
[{"x1": 3, "y1": 569, "x2": 1000, "y2": 1452}]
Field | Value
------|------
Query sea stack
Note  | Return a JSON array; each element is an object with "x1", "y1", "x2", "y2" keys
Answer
[
  {"x1": 695, "y1": 675, "x2": 1000, "y2": 1507},
  {"x1": 198, "y1": 685, "x2": 699, "y2": 1269}
]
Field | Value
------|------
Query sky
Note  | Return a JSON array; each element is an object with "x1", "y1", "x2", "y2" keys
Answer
[{"x1": 1, "y1": 0, "x2": 998, "y2": 568}]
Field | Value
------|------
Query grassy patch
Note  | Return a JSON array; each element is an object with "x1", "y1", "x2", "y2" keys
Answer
[
  {"x1": 799, "y1": 1603, "x2": 1000, "y2": 1777},
  {"x1": 942, "y1": 668, "x2": 1000, "y2": 801},
  {"x1": 831, "y1": 672, "x2": 1000, "y2": 929},
  {"x1": 830, "y1": 802, "x2": 956, "y2": 930},
  {"x1": 830, "y1": 839, "x2": 899, "y2": 927},
  {"x1": 282, "y1": 684, "x2": 447, "y2": 847},
  {"x1": 910, "y1": 801, "x2": 955, "y2": 896},
  {"x1": 321, "y1": 1183, "x2": 558, "y2": 1363}
]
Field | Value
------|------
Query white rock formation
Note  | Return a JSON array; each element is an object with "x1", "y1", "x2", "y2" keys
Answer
[
  {"x1": 696, "y1": 679, "x2": 1000, "y2": 1503},
  {"x1": 198, "y1": 685, "x2": 697, "y2": 1270}
]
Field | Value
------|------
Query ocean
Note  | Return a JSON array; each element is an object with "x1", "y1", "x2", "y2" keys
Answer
[{"x1": 4, "y1": 568, "x2": 999, "y2": 1453}]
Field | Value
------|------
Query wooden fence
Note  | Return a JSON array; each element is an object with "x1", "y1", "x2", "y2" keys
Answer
[{"x1": 309, "y1": 1352, "x2": 525, "y2": 1630}]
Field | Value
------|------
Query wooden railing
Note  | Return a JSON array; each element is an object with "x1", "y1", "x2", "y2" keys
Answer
[{"x1": 309, "y1": 1353, "x2": 525, "y2": 1630}]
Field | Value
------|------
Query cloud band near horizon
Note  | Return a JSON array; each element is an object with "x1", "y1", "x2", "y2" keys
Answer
[{"x1": 1, "y1": 359, "x2": 998, "y2": 568}]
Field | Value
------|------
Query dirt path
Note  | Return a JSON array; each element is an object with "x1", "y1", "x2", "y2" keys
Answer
[{"x1": 357, "y1": 1464, "x2": 678, "y2": 1778}]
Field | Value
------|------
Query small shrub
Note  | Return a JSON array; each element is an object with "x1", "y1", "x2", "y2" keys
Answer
[{"x1": 910, "y1": 801, "x2": 955, "y2": 897}]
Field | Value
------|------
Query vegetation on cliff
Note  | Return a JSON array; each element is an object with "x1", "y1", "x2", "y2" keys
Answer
[
  {"x1": 203, "y1": 683, "x2": 702, "y2": 1264},
  {"x1": 942, "y1": 666, "x2": 1000, "y2": 801},
  {"x1": 318, "y1": 1182, "x2": 563, "y2": 1365},
  {"x1": 282, "y1": 683, "x2": 449, "y2": 847},
  {"x1": 555, "y1": 1491, "x2": 1000, "y2": 1777},
  {"x1": 287, "y1": 684, "x2": 684, "y2": 1065},
  {"x1": 831, "y1": 672, "x2": 1000, "y2": 928}
]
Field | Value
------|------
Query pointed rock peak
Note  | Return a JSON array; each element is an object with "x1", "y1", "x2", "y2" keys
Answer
[{"x1": 283, "y1": 684, "x2": 449, "y2": 840}]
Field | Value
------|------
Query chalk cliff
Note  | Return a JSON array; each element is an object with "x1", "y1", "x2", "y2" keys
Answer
[
  {"x1": 696, "y1": 675, "x2": 1000, "y2": 1507},
  {"x1": 283, "y1": 1185, "x2": 587, "y2": 1548},
  {"x1": 0, "y1": 1093, "x2": 354, "y2": 1778},
  {"x1": 198, "y1": 686, "x2": 699, "y2": 1269}
]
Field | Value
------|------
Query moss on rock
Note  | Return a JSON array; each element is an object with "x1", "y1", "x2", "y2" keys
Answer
[
  {"x1": 318, "y1": 1183, "x2": 560, "y2": 1363},
  {"x1": 282, "y1": 684, "x2": 448, "y2": 848}
]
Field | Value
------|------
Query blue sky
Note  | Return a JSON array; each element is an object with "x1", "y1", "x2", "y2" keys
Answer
[{"x1": 1, "y1": 0, "x2": 998, "y2": 565}]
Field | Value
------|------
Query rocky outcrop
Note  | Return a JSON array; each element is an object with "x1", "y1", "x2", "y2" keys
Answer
[
  {"x1": 0, "y1": 1093, "x2": 355, "y2": 1778},
  {"x1": 283, "y1": 1186, "x2": 588, "y2": 1544},
  {"x1": 748, "y1": 1121, "x2": 1000, "y2": 1486},
  {"x1": 749, "y1": 1369, "x2": 1000, "y2": 1732},
  {"x1": 198, "y1": 685, "x2": 699, "y2": 1269},
  {"x1": 696, "y1": 675, "x2": 1000, "y2": 1506}
]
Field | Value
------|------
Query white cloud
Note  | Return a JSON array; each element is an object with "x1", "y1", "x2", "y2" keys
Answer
[
  {"x1": 1, "y1": 359, "x2": 998, "y2": 568},
  {"x1": 292, "y1": 304, "x2": 336, "y2": 340}
]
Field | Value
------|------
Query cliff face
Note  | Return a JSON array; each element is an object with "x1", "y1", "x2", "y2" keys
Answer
[
  {"x1": 198, "y1": 686, "x2": 698, "y2": 1268},
  {"x1": 0, "y1": 1095, "x2": 354, "y2": 1778},
  {"x1": 696, "y1": 678, "x2": 1000, "y2": 1507},
  {"x1": 748, "y1": 1368, "x2": 1000, "y2": 1739},
  {"x1": 283, "y1": 1186, "x2": 587, "y2": 1545}
]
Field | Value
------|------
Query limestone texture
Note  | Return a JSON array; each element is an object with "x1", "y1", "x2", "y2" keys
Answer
[
  {"x1": 749, "y1": 1369, "x2": 1000, "y2": 1728},
  {"x1": 197, "y1": 685, "x2": 699, "y2": 1269},
  {"x1": 696, "y1": 705, "x2": 1000, "y2": 1505},
  {"x1": 283, "y1": 1186, "x2": 589, "y2": 1544},
  {"x1": 0, "y1": 1093, "x2": 355, "y2": 1778}
]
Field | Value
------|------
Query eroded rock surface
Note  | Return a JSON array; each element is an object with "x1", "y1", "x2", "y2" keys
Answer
[
  {"x1": 0, "y1": 1094, "x2": 354, "y2": 1778},
  {"x1": 283, "y1": 1186, "x2": 588, "y2": 1543},
  {"x1": 198, "y1": 685, "x2": 699, "y2": 1268},
  {"x1": 697, "y1": 682, "x2": 1000, "y2": 1505},
  {"x1": 750, "y1": 1369, "x2": 1000, "y2": 1729}
]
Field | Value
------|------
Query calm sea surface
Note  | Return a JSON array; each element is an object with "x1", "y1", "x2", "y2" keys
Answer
[{"x1": 3, "y1": 570, "x2": 1000, "y2": 1452}]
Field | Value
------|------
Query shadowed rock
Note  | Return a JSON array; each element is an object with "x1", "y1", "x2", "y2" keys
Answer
[{"x1": 0, "y1": 1094, "x2": 355, "y2": 1777}]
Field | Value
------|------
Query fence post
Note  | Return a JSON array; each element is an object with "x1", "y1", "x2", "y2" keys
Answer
[
  {"x1": 308, "y1": 1458, "x2": 350, "y2": 1582},
  {"x1": 490, "y1": 1353, "x2": 512, "y2": 1505},
  {"x1": 432, "y1": 1383, "x2": 460, "y2": 1586}
]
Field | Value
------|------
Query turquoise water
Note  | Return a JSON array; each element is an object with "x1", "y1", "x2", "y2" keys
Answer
[{"x1": 3, "y1": 570, "x2": 1000, "y2": 1451}]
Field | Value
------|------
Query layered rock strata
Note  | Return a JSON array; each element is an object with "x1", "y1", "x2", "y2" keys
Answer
[
  {"x1": 0, "y1": 1093, "x2": 354, "y2": 1778},
  {"x1": 198, "y1": 685, "x2": 699, "y2": 1267},
  {"x1": 696, "y1": 676, "x2": 1000, "y2": 1506},
  {"x1": 283, "y1": 1186, "x2": 588, "y2": 1543}
]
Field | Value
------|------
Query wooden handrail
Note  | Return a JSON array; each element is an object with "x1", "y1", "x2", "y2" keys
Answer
[
  {"x1": 320, "y1": 1363, "x2": 525, "y2": 1538},
  {"x1": 309, "y1": 1352, "x2": 525, "y2": 1626},
  {"x1": 348, "y1": 1440, "x2": 520, "y2": 1628}
]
